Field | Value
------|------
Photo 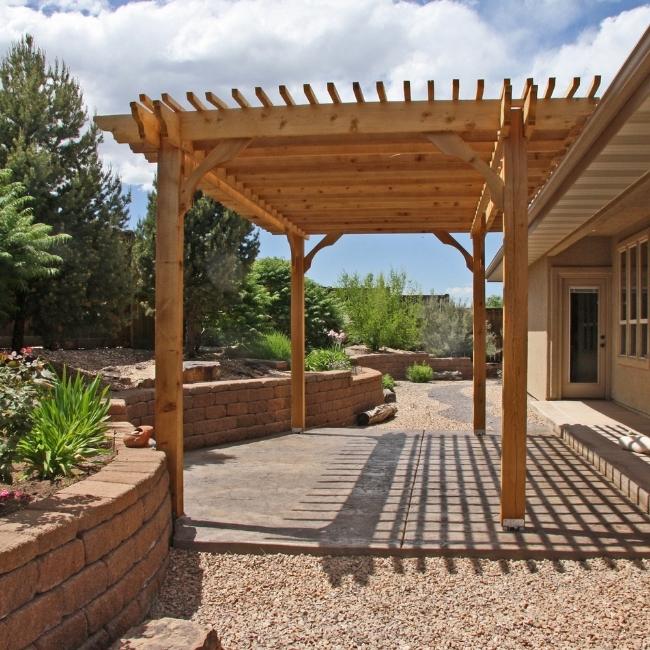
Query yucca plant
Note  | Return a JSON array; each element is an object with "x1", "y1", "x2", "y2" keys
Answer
[{"x1": 17, "y1": 370, "x2": 110, "y2": 480}]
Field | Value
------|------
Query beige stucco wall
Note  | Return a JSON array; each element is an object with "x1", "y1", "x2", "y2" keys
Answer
[
  {"x1": 550, "y1": 236, "x2": 612, "y2": 267},
  {"x1": 527, "y1": 257, "x2": 550, "y2": 400}
]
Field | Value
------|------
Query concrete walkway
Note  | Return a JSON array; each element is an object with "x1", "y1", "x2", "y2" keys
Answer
[{"x1": 176, "y1": 426, "x2": 650, "y2": 558}]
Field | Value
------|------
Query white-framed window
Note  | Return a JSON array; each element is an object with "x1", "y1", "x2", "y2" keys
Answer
[{"x1": 618, "y1": 233, "x2": 648, "y2": 359}]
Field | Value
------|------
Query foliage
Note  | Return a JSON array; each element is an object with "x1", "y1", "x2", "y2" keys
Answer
[
  {"x1": 250, "y1": 258, "x2": 345, "y2": 349},
  {"x1": 406, "y1": 363, "x2": 434, "y2": 383},
  {"x1": 17, "y1": 370, "x2": 109, "y2": 480},
  {"x1": 133, "y1": 189, "x2": 260, "y2": 356},
  {"x1": 486, "y1": 295, "x2": 503, "y2": 308},
  {"x1": 205, "y1": 272, "x2": 273, "y2": 346},
  {"x1": 305, "y1": 348, "x2": 352, "y2": 372},
  {"x1": 0, "y1": 349, "x2": 55, "y2": 483},
  {"x1": 0, "y1": 170, "x2": 69, "y2": 323},
  {"x1": 382, "y1": 373, "x2": 395, "y2": 391},
  {"x1": 245, "y1": 331, "x2": 292, "y2": 363},
  {"x1": 337, "y1": 270, "x2": 423, "y2": 351},
  {"x1": 0, "y1": 36, "x2": 132, "y2": 349},
  {"x1": 421, "y1": 297, "x2": 498, "y2": 358}
]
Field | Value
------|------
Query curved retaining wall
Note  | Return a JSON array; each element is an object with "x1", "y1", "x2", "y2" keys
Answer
[
  {"x1": 350, "y1": 352, "x2": 501, "y2": 380},
  {"x1": 110, "y1": 367, "x2": 384, "y2": 450},
  {"x1": 0, "y1": 422, "x2": 172, "y2": 650}
]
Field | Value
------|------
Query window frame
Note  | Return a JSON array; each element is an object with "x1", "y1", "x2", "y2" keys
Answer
[{"x1": 617, "y1": 230, "x2": 649, "y2": 364}]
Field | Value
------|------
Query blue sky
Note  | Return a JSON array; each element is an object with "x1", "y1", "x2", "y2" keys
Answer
[{"x1": 3, "y1": 0, "x2": 649, "y2": 298}]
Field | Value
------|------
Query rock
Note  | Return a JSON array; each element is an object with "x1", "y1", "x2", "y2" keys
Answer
[
  {"x1": 432, "y1": 370, "x2": 462, "y2": 381},
  {"x1": 110, "y1": 617, "x2": 221, "y2": 650},
  {"x1": 383, "y1": 388, "x2": 396, "y2": 403}
]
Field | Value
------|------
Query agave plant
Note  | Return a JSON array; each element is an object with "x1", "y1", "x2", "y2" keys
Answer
[{"x1": 17, "y1": 369, "x2": 110, "y2": 480}]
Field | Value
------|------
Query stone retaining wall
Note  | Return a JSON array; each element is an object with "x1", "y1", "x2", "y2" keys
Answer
[
  {"x1": 110, "y1": 367, "x2": 384, "y2": 450},
  {"x1": 350, "y1": 352, "x2": 501, "y2": 380},
  {"x1": 0, "y1": 423, "x2": 172, "y2": 650}
]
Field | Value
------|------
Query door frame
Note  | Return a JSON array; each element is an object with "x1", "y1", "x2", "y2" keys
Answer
[{"x1": 549, "y1": 266, "x2": 612, "y2": 400}]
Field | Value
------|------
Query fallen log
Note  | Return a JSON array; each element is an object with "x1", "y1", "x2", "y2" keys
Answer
[{"x1": 357, "y1": 403, "x2": 398, "y2": 426}]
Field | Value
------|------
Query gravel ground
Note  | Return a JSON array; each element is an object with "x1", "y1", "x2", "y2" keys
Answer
[
  {"x1": 372, "y1": 378, "x2": 547, "y2": 432},
  {"x1": 152, "y1": 379, "x2": 649, "y2": 649},
  {"x1": 153, "y1": 551, "x2": 650, "y2": 649}
]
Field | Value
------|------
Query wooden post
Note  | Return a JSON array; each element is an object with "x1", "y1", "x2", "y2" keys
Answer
[
  {"x1": 289, "y1": 234, "x2": 306, "y2": 432},
  {"x1": 501, "y1": 108, "x2": 528, "y2": 529},
  {"x1": 472, "y1": 223, "x2": 486, "y2": 435},
  {"x1": 155, "y1": 141, "x2": 184, "y2": 517}
]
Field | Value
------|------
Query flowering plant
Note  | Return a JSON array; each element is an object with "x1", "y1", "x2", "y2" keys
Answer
[
  {"x1": 0, "y1": 489, "x2": 31, "y2": 506},
  {"x1": 327, "y1": 330, "x2": 347, "y2": 350}
]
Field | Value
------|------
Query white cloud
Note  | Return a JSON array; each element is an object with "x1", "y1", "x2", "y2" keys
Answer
[
  {"x1": 0, "y1": 0, "x2": 647, "y2": 189},
  {"x1": 530, "y1": 5, "x2": 650, "y2": 91},
  {"x1": 446, "y1": 286, "x2": 473, "y2": 303}
]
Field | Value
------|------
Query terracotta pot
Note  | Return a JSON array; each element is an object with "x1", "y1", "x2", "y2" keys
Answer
[{"x1": 123, "y1": 425, "x2": 154, "y2": 448}]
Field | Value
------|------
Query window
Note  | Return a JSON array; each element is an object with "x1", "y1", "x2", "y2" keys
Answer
[{"x1": 618, "y1": 235, "x2": 649, "y2": 359}]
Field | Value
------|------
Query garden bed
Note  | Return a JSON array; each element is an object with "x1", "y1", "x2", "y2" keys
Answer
[
  {"x1": 38, "y1": 347, "x2": 284, "y2": 390},
  {"x1": 0, "y1": 450, "x2": 116, "y2": 518}
]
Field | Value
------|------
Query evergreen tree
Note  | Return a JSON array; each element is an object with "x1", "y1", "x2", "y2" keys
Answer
[
  {"x1": 0, "y1": 35, "x2": 131, "y2": 348},
  {"x1": 0, "y1": 169, "x2": 69, "y2": 336},
  {"x1": 133, "y1": 189, "x2": 260, "y2": 356}
]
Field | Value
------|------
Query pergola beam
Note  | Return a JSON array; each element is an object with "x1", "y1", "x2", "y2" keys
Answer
[
  {"x1": 288, "y1": 235, "x2": 306, "y2": 432},
  {"x1": 500, "y1": 108, "x2": 528, "y2": 530},
  {"x1": 155, "y1": 141, "x2": 185, "y2": 518},
  {"x1": 472, "y1": 222, "x2": 487, "y2": 436}
]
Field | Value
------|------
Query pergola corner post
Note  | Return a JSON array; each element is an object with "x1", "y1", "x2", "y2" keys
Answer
[
  {"x1": 289, "y1": 234, "x2": 306, "y2": 432},
  {"x1": 154, "y1": 140, "x2": 185, "y2": 517},
  {"x1": 472, "y1": 221, "x2": 487, "y2": 436},
  {"x1": 500, "y1": 108, "x2": 528, "y2": 530}
]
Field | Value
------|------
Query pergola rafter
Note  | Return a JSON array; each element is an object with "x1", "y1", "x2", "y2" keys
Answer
[{"x1": 96, "y1": 76, "x2": 599, "y2": 531}]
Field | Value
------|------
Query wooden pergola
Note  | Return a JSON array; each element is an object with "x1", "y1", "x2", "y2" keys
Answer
[{"x1": 96, "y1": 76, "x2": 599, "y2": 531}]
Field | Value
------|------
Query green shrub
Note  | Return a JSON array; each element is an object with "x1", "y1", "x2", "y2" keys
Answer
[
  {"x1": 421, "y1": 297, "x2": 498, "y2": 358},
  {"x1": 338, "y1": 270, "x2": 422, "y2": 351},
  {"x1": 0, "y1": 350, "x2": 55, "y2": 483},
  {"x1": 17, "y1": 370, "x2": 110, "y2": 480},
  {"x1": 250, "y1": 258, "x2": 345, "y2": 349},
  {"x1": 382, "y1": 373, "x2": 395, "y2": 390},
  {"x1": 245, "y1": 331, "x2": 292, "y2": 363},
  {"x1": 406, "y1": 363, "x2": 434, "y2": 383},
  {"x1": 305, "y1": 348, "x2": 352, "y2": 372}
]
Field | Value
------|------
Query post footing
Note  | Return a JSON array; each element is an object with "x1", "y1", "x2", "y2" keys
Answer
[
  {"x1": 474, "y1": 429, "x2": 486, "y2": 437},
  {"x1": 291, "y1": 427, "x2": 304, "y2": 433},
  {"x1": 502, "y1": 518, "x2": 525, "y2": 531}
]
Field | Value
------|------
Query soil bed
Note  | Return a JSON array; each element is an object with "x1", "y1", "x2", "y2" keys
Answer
[
  {"x1": 0, "y1": 447, "x2": 115, "y2": 517},
  {"x1": 38, "y1": 347, "x2": 283, "y2": 390}
]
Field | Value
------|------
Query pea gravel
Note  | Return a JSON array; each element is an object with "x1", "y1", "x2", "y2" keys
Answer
[
  {"x1": 152, "y1": 379, "x2": 650, "y2": 648},
  {"x1": 153, "y1": 551, "x2": 650, "y2": 649}
]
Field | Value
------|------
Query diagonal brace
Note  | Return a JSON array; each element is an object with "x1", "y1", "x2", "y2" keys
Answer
[
  {"x1": 432, "y1": 230, "x2": 473, "y2": 272},
  {"x1": 427, "y1": 132, "x2": 504, "y2": 212},
  {"x1": 180, "y1": 138, "x2": 251, "y2": 213},
  {"x1": 304, "y1": 234, "x2": 341, "y2": 272}
]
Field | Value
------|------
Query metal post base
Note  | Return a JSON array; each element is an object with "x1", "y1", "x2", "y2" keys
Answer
[
  {"x1": 291, "y1": 427, "x2": 304, "y2": 433},
  {"x1": 502, "y1": 518, "x2": 525, "y2": 531},
  {"x1": 474, "y1": 429, "x2": 486, "y2": 436}
]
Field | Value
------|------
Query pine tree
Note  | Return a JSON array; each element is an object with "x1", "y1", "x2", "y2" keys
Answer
[
  {"x1": 133, "y1": 189, "x2": 260, "y2": 356},
  {"x1": 0, "y1": 35, "x2": 131, "y2": 349}
]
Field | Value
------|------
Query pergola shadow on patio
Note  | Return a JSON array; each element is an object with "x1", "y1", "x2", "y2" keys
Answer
[
  {"x1": 175, "y1": 427, "x2": 650, "y2": 559},
  {"x1": 96, "y1": 76, "x2": 600, "y2": 531}
]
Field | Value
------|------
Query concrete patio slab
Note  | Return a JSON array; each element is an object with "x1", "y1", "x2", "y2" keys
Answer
[{"x1": 176, "y1": 427, "x2": 650, "y2": 559}]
